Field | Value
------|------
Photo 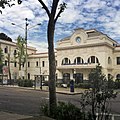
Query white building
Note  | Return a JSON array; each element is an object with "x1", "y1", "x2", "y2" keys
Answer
[{"x1": 1, "y1": 28, "x2": 120, "y2": 84}]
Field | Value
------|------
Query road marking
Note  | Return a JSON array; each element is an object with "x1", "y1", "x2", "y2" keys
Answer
[
  {"x1": 41, "y1": 97, "x2": 49, "y2": 100},
  {"x1": 96, "y1": 113, "x2": 120, "y2": 120}
]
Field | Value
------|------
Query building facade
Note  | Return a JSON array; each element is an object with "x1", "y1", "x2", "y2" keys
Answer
[
  {"x1": 1, "y1": 28, "x2": 120, "y2": 83},
  {"x1": 0, "y1": 39, "x2": 36, "y2": 80},
  {"x1": 56, "y1": 28, "x2": 119, "y2": 84}
]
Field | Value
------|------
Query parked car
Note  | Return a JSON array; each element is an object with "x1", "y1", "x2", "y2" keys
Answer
[{"x1": 61, "y1": 84, "x2": 67, "y2": 88}]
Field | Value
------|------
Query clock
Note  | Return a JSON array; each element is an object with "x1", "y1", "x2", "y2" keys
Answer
[{"x1": 76, "y1": 37, "x2": 81, "y2": 43}]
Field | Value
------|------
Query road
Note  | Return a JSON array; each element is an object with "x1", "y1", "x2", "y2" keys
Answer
[{"x1": 0, "y1": 86, "x2": 119, "y2": 116}]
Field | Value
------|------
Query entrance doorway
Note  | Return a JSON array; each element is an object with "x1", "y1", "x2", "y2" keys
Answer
[
  {"x1": 63, "y1": 73, "x2": 70, "y2": 84},
  {"x1": 74, "y1": 73, "x2": 83, "y2": 84}
]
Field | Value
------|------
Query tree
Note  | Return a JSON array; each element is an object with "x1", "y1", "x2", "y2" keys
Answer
[
  {"x1": 0, "y1": 0, "x2": 22, "y2": 13},
  {"x1": 37, "y1": 0, "x2": 67, "y2": 115},
  {"x1": 0, "y1": 48, "x2": 4, "y2": 73},
  {"x1": 15, "y1": 35, "x2": 26, "y2": 79},
  {"x1": 80, "y1": 64, "x2": 117, "y2": 120},
  {"x1": 0, "y1": 0, "x2": 22, "y2": 80},
  {"x1": 0, "y1": 0, "x2": 66, "y2": 115}
]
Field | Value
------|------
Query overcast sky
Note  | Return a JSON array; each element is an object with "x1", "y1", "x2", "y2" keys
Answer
[{"x1": 0, "y1": 0, "x2": 120, "y2": 52}]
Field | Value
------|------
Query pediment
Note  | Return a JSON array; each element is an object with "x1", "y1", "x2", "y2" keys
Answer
[{"x1": 70, "y1": 28, "x2": 87, "y2": 45}]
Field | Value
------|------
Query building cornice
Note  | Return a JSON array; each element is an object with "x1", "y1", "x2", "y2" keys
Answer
[
  {"x1": 56, "y1": 42, "x2": 114, "y2": 51},
  {"x1": 0, "y1": 39, "x2": 36, "y2": 51},
  {"x1": 29, "y1": 52, "x2": 57, "y2": 58}
]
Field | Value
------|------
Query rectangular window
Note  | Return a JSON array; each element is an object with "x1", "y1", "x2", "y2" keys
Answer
[
  {"x1": 14, "y1": 50, "x2": 17, "y2": 55},
  {"x1": 36, "y1": 61, "x2": 38, "y2": 67},
  {"x1": 91, "y1": 56, "x2": 95, "y2": 63},
  {"x1": 5, "y1": 60, "x2": 8, "y2": 66},
  {"x1": 117, "y1": 57, "x2": 120, "y2": 65},
  {"x1": 22, "y1": 63, "x2": 24, "y2": 67},
  {"x1": 28, "y1": 62, "x2": 30, "y2": 67},
  {"x1": 65, "y1": 58, "x2": 68, "y2": 64},
  {"x1": 42, "y1": 61, "x2": 45, "y2": 67},
  {"x1": 14, "y1": 62, "x2": 17, "y2": 67},
  {"x1": 77, "y1": 57, "x2": 80, "y2": 63},
  {"x1": 4, "y1": 47, "x2": 8, "y2": 53},
  {"x1": 56, "y1": 60, "x2": 57, "y2": 66}
]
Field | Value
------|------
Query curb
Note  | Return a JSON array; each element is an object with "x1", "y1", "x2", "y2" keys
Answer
[{"x1": 0, "y1": 85, "x2": 83, "y2": 95}]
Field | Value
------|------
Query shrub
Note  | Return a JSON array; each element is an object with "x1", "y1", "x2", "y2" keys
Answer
[
  {"x1": 41, "y1": 101, "x2": 84, "y2": 120},
  {"x1": 18, "y1": 79, "x2": 33, "y2": 87},
  {"x1": 74, "y1": 83, "x2": 91, "y2": 89},
  {"x1": 114, "y1": 79, "x2": 120, "y2": 89}
]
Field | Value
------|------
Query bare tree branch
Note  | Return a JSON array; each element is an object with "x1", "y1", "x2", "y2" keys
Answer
[
  {"x1": 54, "y1": 2, "x2": 67, "y2": 24},
  {"x1": 38, "y1": 0, "x2": 50, "y2": 18},
  {"x1": 54, "y1": 8, "x2": 62, "y2": 24}
]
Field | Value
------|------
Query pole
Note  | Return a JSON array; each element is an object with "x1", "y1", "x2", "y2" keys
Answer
[
  {"x1": 11, "y1": 19, "x2": 41, "y2": 80},
  {"x1": 25, "y1": 18, "x2": 29, "y2": 79}
]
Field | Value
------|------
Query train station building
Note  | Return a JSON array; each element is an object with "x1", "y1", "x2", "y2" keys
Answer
[{"x1": 1, "y1": 28, "x2": 120, "y2": 84}]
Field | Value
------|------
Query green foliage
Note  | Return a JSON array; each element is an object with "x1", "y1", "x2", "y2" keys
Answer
[
  {"x1": 74, "y1": 83, "x2": 91, "y2": 89},
  {"x1": 40, "y1": 102, "x2": 49, "y2": 117},
  {"x1": 114, "y1": 79, "x2": 120, "y2": 89},
  {"x1": 80, "y1": 64, "x2": 117, "y2": 120},
  {"x1": 55, "y1": 102, "x2": 83, "y2": 120},
  {"x1": 15, "y1": 35, "x2": 26, "y2": 71},
  {"x1": 41, "y1": 101, "x2": 85, "y2": 120},
  {"x1": 0, "y1": 48, "x2": 4, "y2": 73},
  {"x1": 0, "y1": 0, "x2": 22, "y2": 14},
  {"x1": 0, "y1": 48, "x2": 4, "y2": 64},
  {"x1": 89, "y1": 64, "x2": 106, "y2": 90},
  {"x1": 18, "y1": 79, "x2": 33, "y2": 87}
]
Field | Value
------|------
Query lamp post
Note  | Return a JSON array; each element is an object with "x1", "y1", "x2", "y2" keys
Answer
[
  {"x1": 12, "y1": 18, "x2": 41, "y2": 79},
  {"x1": 25, "y1": 18, "x2": 28, "y2": 80}
]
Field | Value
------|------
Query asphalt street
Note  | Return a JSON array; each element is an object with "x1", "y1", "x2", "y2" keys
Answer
[
  {"x1": 0, "y1": 86, "x2": 80, "y2": 116},
  {"x1": 0, "y1": 86, "x2": 119, "y2": 116}
]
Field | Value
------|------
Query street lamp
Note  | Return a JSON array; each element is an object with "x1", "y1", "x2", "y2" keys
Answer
[{"x1": 12, "y1": 18, "x2": 41, "y2": 79}]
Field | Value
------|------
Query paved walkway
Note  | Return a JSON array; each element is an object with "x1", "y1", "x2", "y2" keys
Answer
[
  {"x1": 4, "y1": 85, "x2": 120, "y2": 94},
  {"x1": 0, "y1": 111, "x2": 55, "y2": 120},
  {"x1": 0, "y1": 111, "x2": 32, "y2": 120},
  {"x1": 2, "y1": 85, "x2": 86, "y2": 95}
]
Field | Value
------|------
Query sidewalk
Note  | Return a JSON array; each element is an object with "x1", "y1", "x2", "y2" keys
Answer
[
  {"x1": 0, "y1": 111, "x2": 54, "y2": 120},
  {"x1": 2, "y1": 85, "x2": 85, "y2": 95},
  {"x1": 0, "y1": 111, "x2": 32, "y2": 120},
  {"x1": 1, "y1": 85, "x2": 120, "y2": 95}
]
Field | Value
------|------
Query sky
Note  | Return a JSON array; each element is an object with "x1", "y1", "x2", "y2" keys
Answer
[{"x1": 0, "y1": 0, "x2": 120, "y2": 52}]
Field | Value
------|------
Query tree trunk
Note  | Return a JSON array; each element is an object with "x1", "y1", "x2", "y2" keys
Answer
[
  {"x1": 19, "y1": 58, "x2": 22, "y2": 79},
  {"x1": 8, "y1": 53, "x2": 11, "y2": 81},
  {"x1": 19, "y1": 58, "x2": 21, "y2": 71},
  {"x1": 47, "y1": 18, "x2": 57, "y2": 115}
]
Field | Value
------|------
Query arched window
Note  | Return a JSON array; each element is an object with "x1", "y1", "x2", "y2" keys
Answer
[
  {"x1": 108, "y1": 57, "x2": 112, "y2": 64},
  {"x1": 74, "y1": 57, "x2": 84, "y2": 64},
  {"x1": 116, "y1": 74, "x2": 120, "y2": 80},
  {"x1": 88, "y1": 56, "x2": 99, "y2": 64},
  {"x1": 62, "y1": 58, "x2": 71, "y2": 65}
]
